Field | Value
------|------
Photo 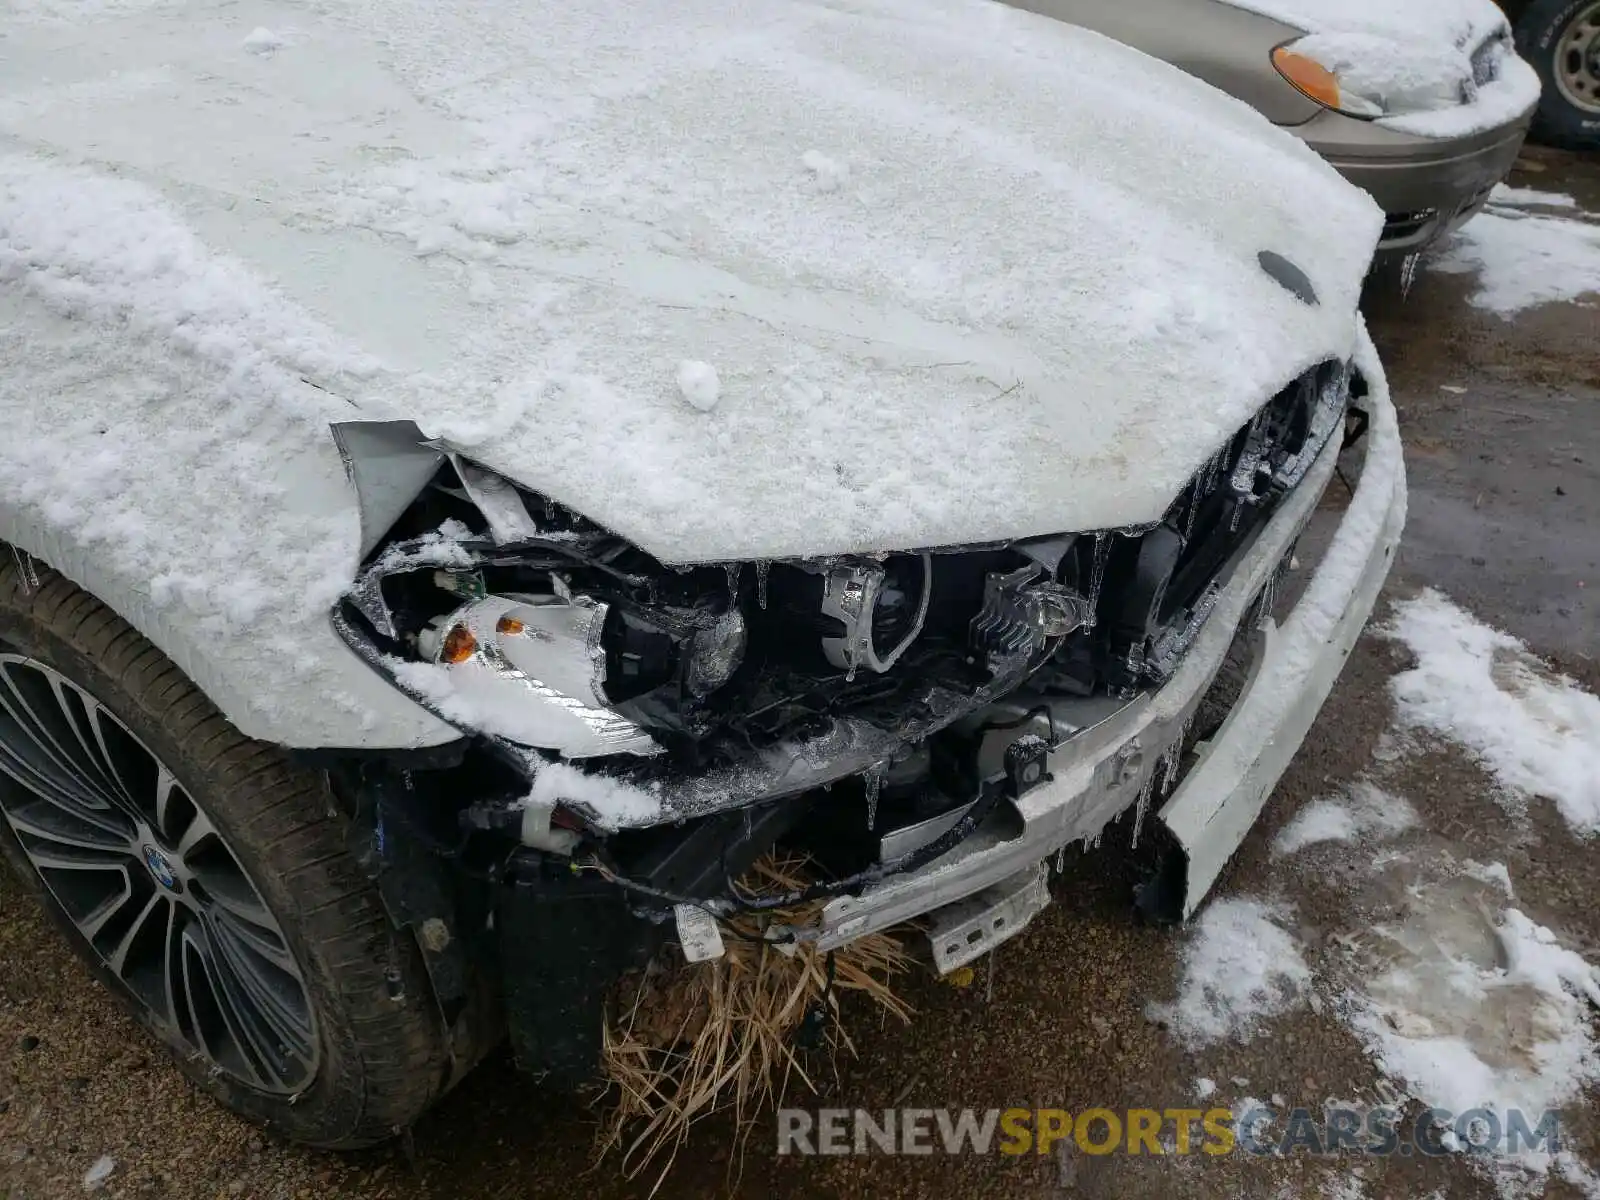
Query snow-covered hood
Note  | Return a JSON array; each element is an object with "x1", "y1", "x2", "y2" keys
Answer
[
  {"x1": 2, "y1": 0, "x2": 1381, "y2": 565},
  {"x1": 1224, "y1": 0, "x2": 1539, "y2": 139}
]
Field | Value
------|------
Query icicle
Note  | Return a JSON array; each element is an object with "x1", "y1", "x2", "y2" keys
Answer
[
  {"x1": 1183, "y1": 485, "x2": 1202, "y2": 542},
  {"x1": 1130, "y1": 772, "x2": 1157, "y2": 850},
  {"x1": 724, "y1": 562, "x2": 743, "y2": 605},
  {"x1": 1257, "y1": 567, "x2": 1279, "y2": 628},
  {"x1": 863, "y1": 769, "x2": 881, "y2": 831},
  {"x1": 1086, "y1": 533, "x2": 1110, "y2": 627},
  {"x1": 1162, "y1": 718, "x2": 1190, "y2": 794},
  {"x1": 1054, "y1": 844, "x2": 1067, "y2": 876},
  {"x1": 756, "y1": 561, "x2": 771, "y2": 610},
  {"x1": 10, "y1": 545, "x2": 39, "y2": 594},
  {"x1": 1400, "y1": 251, "x2": 1422, "y2": 299}
]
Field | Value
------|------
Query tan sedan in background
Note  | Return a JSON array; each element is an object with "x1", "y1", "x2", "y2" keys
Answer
[{"x1": 1009, "y1": 0, "x2": 1544, "y2": 254}]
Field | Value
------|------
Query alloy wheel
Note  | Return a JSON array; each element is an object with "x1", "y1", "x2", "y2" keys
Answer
[{"x1": 0, "y1": 652, "x2": 318, "y2": 1093}]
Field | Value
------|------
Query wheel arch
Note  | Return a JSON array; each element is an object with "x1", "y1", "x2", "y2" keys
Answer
[{"x1": 0, "y1": 517, "x2": 459, "y2": 753}]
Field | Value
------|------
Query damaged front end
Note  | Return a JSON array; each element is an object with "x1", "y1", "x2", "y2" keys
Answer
[{"x1": 330, "y1": 359, "x2": 1354, "y2": 1081}]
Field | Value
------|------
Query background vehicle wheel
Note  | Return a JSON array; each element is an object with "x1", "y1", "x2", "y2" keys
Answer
[
  {"x1": 1516, "y1": 0, "x2": 1600, "y2": 151},
  {"x1": 0, "y1": 552, "x2": 447, "y2": 1147}
]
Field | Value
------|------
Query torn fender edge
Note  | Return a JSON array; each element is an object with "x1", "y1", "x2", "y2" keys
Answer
[
  {"x1": 330, "y1": 420, "x2": 446, "y2": 559},
  {"x1": 1153, "y1": 321, "x2": 1407, "y2": 919}
]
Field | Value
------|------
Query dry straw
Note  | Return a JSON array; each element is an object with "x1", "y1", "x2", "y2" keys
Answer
[{"x1": 595, "y1": 855, "x2": 914, "y2": 1191}]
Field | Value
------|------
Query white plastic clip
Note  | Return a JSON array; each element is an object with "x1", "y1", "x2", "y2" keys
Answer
[{"x1": 674, "y1": 904, "x2": 726, "y2": 963}]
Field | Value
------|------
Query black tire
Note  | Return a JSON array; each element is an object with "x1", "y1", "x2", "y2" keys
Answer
[
  {"x1": 0, "y1": 552, "x2": 447, "y2": 1148},
  {"x1": 1515, "y1": 0, "x2": 1600, "y2": 152}
]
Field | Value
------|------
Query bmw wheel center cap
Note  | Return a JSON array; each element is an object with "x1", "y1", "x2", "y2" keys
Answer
[{"x1": 142, "y1": 844, "x2": 180, "y2": 892}]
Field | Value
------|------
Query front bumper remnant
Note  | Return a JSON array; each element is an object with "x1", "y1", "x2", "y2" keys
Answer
[
  {"x1": 814, "y1": 339, "x2": 1406, "y2": 953},
  {"x1": 1155, "y1": 379, "x2": 1405, "y2": 917}
]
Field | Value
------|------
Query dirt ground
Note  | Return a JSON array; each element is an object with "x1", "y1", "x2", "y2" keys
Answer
[{"x1": 2, "y1": 151, "x2": 1597, "y2": 1200}]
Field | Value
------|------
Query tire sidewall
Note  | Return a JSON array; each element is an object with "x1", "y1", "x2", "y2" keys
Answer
[{"x1": 1516, "y1": 0, "x2": 1600, "y2": 148}]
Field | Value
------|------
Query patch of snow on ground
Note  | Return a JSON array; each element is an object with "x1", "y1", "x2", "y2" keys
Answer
[
  {"x1": 1340, "y1": 868, "x2": 1600, "y2": 1160},
  {"x1": 1150, "y1": 898, "x2": 1310, "y2": 1046},
  {"x1": 1384, "y1": 589, "x2": 1600, "y2": 837},
  {"x1": 1545, "y1": 1151, "x2": 1600, "y2": 1198},
  {"x1": 1194, "y1": 1076, "x2": 1217, "y2": 1100},
  {"x1": 1254, "y1": 649, "x2": 1600, "y2": 1197},
  {"x1": 1274, "y1": 781, "x2": 1418, "y2": 856},
  {"x1": 82, "y1": 1156, "x2": 115, "y2": 1191},
  {"x1": 1463, "y1": 859, "x2": 1515, "y2": 898},
  {"x1": 1432, "y1": 211, "x2": 1600, "y2": 316},
  {"x1": 1490, "y1": 185, "x2": 1579, "y2": 210},
  {"x1": 1274, "y1": 799, "x2": 1358, "y2": 855}
]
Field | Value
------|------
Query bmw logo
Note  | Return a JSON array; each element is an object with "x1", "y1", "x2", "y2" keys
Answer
[{"x1": 142, "y1": 844, "x2": 180, "y2": 892}]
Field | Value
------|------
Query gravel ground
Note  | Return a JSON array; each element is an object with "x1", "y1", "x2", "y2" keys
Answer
[{"x1": 3, "y1": 149, "x2": 1598, "y2": 1200}]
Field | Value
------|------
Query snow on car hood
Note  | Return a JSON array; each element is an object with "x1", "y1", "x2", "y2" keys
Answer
[
  {"x1": 1, "y1": 0, "x2": 1380, "y2": 567},
  {"x1": 1222, "y1": 0, "x2": 1540, "y2": 139},
  {"x1": 1221, "y1": 0, "x2": 1507, "y2": 45}
]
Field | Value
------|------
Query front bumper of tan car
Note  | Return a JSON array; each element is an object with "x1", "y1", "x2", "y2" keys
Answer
[{"x1": 1302, "y1": 110, "x2": 1534, "y2": 255}]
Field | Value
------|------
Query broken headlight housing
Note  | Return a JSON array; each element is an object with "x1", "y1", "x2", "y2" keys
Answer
[
  {"x1": 330, "y1": 360, "x2": 1349, "y2": 831},
  {"x1": 413, "y1": 593, "x2": 663, "y2": 758}
]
